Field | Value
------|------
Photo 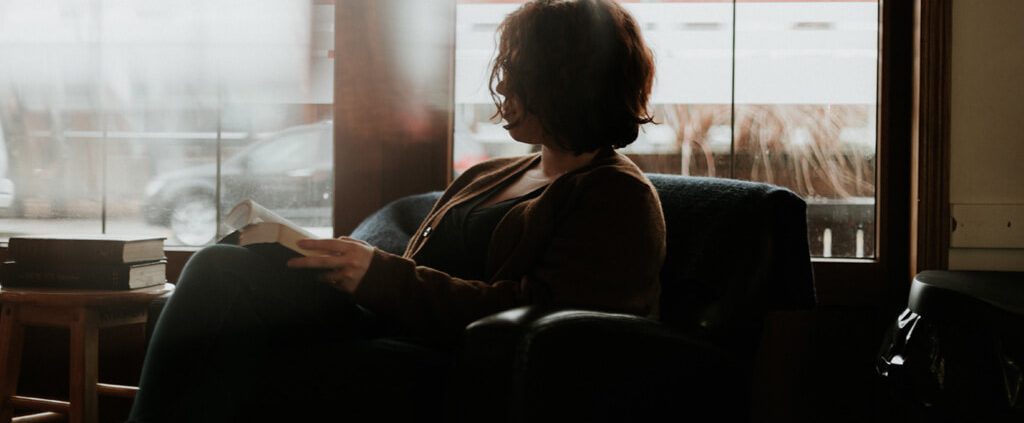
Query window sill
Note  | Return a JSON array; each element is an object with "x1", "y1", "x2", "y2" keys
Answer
[{"x1": 1, "y1": 248, "x2": 891, "y2": 307}]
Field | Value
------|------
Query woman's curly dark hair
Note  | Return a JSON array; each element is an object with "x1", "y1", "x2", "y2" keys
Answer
[{"x1": 489, "y1": 0, "x2": 655, "y2": 155}]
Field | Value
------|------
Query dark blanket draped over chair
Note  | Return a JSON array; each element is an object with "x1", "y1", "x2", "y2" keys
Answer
[{"x1": 348, "y1": 173, "x2": 816, "y2": 422}]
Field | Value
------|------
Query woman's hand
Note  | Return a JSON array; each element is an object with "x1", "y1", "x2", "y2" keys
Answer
[{"x1": 286, "y1": 237, "x2": 375, "y2": 293}]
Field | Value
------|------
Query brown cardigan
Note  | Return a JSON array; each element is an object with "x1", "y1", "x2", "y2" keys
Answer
[{"x1": 353, "y1": 148, "x2": 666, "y2": 341}]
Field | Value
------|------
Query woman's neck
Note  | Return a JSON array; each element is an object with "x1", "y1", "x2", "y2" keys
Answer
[{"x1": 537, "y1": 145, "x2": 598, "y2": 179}]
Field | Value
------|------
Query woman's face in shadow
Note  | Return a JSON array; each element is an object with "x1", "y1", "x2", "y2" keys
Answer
[{"x1": 496, "y1": 79, "x2": 548, "y2": 148}]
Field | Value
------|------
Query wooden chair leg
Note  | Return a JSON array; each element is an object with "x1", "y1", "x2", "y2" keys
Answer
[
  {"x1": 68, "y1": 309, "x2": 98, "y2": 423},
  {"x1": 0, "y1": 304, "x2": 26, "y2": 423}
]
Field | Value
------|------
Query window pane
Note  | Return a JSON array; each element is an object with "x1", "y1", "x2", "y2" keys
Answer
[
  {"x1": 103, "y1": 111, "x2": 218, "y2": 246},
  {"x1": 0, "y1": 104, "x2": 103, "y2": 237},
  {"x1": 622, "y1": 2, "x2": 734, "y2": 178},
  {"x1": 218, "y1": 106, "x2": 334, "y2": 243},
  {"x1": 454, "y1": 2, "x2": 533, "y2": 174},
  {"x1": 454, "y1": 1, "x2": 734, "y2": 177},
  {"x1": 452, "y1": 0, "x2": 879, "y2": 259},
  {"x1": 735, "y1": 1, "x2": 878, "y2": 258},
  {"x1": 0, "y1": 0, "x2": 334, "y2": 246}
]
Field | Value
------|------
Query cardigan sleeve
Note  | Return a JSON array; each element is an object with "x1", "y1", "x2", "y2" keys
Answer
[
  {"x1": 352, "y1": 170, "x2": 666, "y2": 341},
  {"x1": 353, "y1": 250, "x2": 527, "y2": 341}
]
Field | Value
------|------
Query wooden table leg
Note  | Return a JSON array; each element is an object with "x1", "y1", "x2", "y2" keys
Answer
[
  {"x1": 68, "y1": 308, "x2": 98, "y2": 423},
  {"x1": 0, "y1": 304, "x2": 26, "y2": 423}
]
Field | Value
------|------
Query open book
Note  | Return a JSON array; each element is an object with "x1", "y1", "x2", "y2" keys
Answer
[{"x1": 223, "y1": 199, "x2": 320, "y2": 256}]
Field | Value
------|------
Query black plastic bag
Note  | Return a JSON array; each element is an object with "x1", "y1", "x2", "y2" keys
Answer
[{"x1": 878, "y1": 307, "x2": 1023, "y2": 421}]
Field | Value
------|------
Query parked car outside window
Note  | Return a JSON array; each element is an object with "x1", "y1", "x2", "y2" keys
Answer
[{"x1": 143, "y1": 121, "x2": 333, "y2": 246}]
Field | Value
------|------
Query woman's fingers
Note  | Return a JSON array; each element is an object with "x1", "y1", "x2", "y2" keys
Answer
[
  {"x1": 285, "y1": 237, "x2": 375, "y2": 293},
  {"x1": 286, "y1": 255, "x2": 348, "y2": 269},
  {"x1": 297, "y1": 238, "x2": 344, "y2": 253}
]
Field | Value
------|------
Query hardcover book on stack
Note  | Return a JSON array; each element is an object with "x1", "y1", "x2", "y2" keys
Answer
[{"x1": 1, "y1": 235, "x2": 166, "y2": 290}]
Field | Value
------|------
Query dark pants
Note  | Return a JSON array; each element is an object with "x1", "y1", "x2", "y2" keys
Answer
[{"x1": 128, "y1": 245, "x2": 452, "y2": 422}]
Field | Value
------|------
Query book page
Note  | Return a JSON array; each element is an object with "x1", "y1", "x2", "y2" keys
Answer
[{"x1": 224, "y1": 199, "x2": 319, "y2": 239}]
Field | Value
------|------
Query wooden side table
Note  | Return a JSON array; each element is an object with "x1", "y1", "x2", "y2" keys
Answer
[{"x1": 0, "y1": 284, "x2": 174, "y2": 423}]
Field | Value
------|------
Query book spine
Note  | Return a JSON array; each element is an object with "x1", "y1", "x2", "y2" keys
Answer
[
  {"x1": 9, "y1": 239, "x2": 124, "y2": 264},
  {"x1": 1, "y1": 262, "x2": 131, "y2": 290}
]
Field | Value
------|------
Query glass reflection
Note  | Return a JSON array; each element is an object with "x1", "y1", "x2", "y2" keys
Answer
[
  {"x1": 0, "y1": 0, "x2": 334, "y2": 246},
  {"x1": 735, "y1": 0, "x2": 878, "y2": 258}
]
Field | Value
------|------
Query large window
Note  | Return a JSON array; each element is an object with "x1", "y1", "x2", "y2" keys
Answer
[
  {"x1": 454, "y1": 0, "x2": 878, "y2": 259},
  {"x1": 0, "y1": 0, "x2": 335, "y2": 246}
]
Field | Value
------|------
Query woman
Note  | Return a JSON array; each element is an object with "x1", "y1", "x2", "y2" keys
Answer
[{"x1": 129, "y1": 0, "x2": 665, "y2": 421}]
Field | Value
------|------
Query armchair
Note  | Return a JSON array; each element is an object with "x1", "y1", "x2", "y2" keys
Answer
[
  {"x1": 142, "y1": 173, "x2": 813, "y2": 421},
  {"x1": 350, "y1": 173, "x2": 816, "y2": 422}
]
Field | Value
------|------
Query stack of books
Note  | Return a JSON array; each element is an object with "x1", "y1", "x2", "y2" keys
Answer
[{"x1": 1, "y1": 235, "x2": 167, "y2": 290}]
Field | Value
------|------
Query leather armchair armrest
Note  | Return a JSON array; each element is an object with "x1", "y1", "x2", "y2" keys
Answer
[{"x1": 455, "y1": 307, "x2": 743, "y2": 422}]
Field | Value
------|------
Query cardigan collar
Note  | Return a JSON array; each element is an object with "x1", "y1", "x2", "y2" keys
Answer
[
  {"x1": 448, "y1": 146, "x2": 618, "y2": 209},
  {"x1": 404, "y1": 147, "x2": 621, "y2": 259}
]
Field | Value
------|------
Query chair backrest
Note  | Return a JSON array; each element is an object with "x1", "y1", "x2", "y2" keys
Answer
[
  {"x1": 351, "y1": 192, "x2": 441, "y2": 255},
  {"x1": 351, "y1": 174, "x2": 816, "y2": 356},
  {"x1": 648, "y1": 174, "x2": 815, "y2": 357}
]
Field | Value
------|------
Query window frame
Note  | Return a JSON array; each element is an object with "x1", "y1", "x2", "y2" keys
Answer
[
  {"x1": 812, "y1": 0, "x2": 914, "y2": 307},
  {"x1": 910, "y1": 0, "x2": 951, "y2": 276}
]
